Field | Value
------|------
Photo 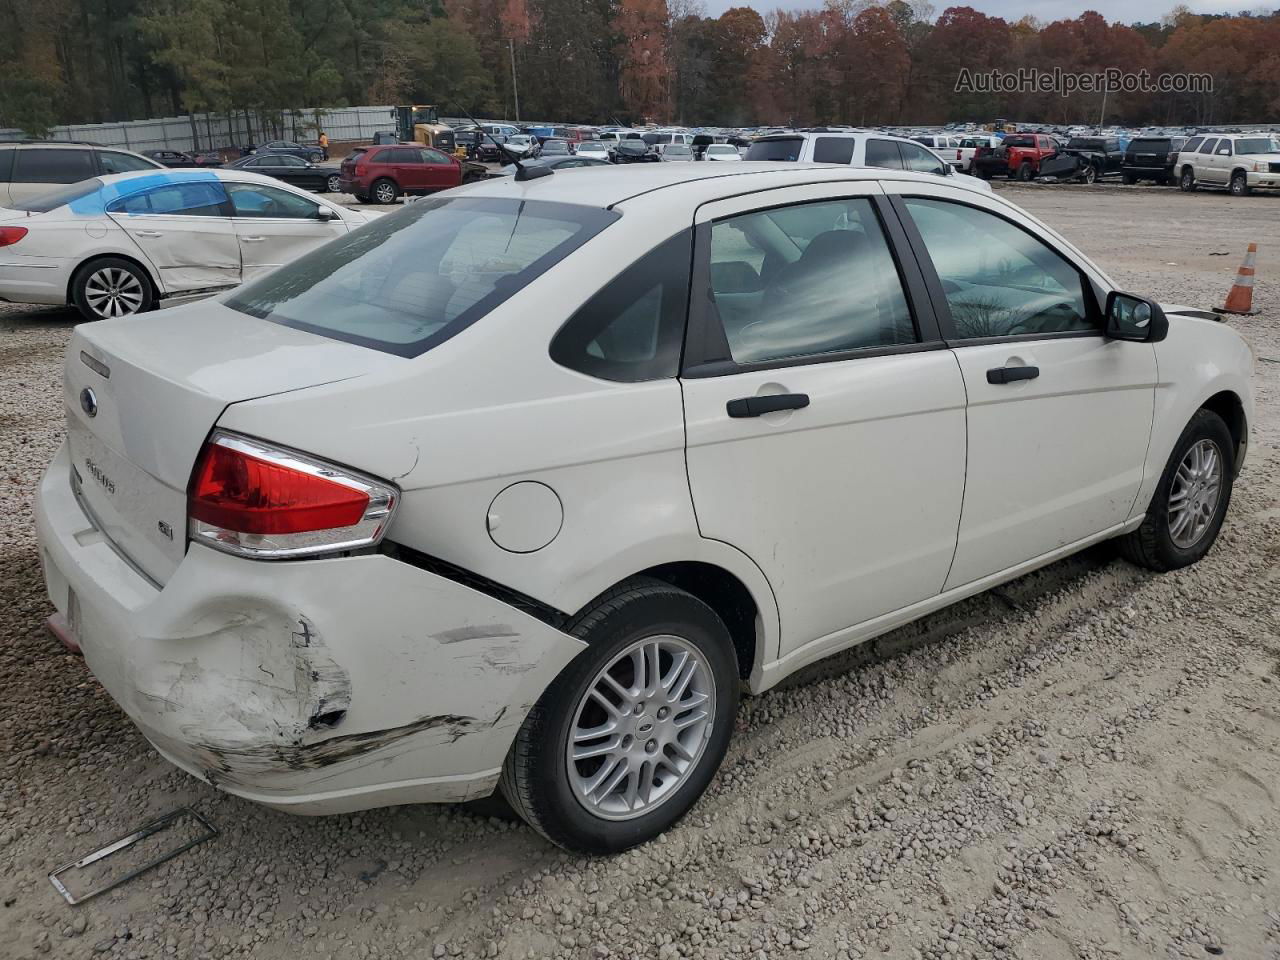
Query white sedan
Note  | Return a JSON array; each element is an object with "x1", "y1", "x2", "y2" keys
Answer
[
  {"x1": 0, "y1": 169, "x2": 378, "y2": 321},
  {"x1": 37, "y1": 164, "x2": 1252, "y2": 854},
  {"x1": 703, "y1": 143, "x2": 743, "y2": 161}
]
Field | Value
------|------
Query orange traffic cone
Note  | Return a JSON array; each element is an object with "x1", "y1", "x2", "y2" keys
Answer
[{"x1": 1214, "y1": 243, "x2": 1258, "y2": 316}]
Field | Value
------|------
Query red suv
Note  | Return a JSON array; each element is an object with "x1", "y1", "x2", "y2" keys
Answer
[{"x1": 340, "y1": 144, "x2": 469, "y2": 204}]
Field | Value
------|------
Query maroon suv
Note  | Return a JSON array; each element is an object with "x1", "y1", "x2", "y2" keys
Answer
[{"x1": 340, "y1": 144, "x2": 471, "y2": 204}]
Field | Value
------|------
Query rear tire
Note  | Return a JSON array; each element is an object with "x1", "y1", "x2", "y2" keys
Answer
[
  {"x1": 1016, "y1": 162, "x2": 1033, "y2": 181},
  {"x1": 1179, "y1": 168, "x2": 1197, "y2": 192},
  {"x1": 1082, "y1": 164, "x2": 1097, "y2": 184},
  {"x1": 1122, "y1": 173, "x2": 1136, "y2": 185},
  {"x1": 326, "y1": 174, "x2": 342, "y2": 193},
  {"x1": 1118, "y1": 409, "x2": 1234, "y2": 572},
  {"x1": 71, "y1": 257, "x2": 155, "y2": 322},
  {"x1": 501, "y1": 578, "x2": 739, "y2": 854},
  {"x1": 371, "y1": 178, "x2": 400, "y2": 204}
]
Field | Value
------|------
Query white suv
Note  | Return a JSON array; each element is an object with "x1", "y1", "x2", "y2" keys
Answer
[
  {"x1": 0, "y1": 142, "x2": 163, "y2": 207},
  {"x1": 38, "y1": 164, "x2": 1251, "y2": 853},
  {"x1": 745, "y1": 131, "x2": 988, "y2": 188},
  {"x1": 1175, "y1": 133, "x2": 1280, "y2": 196}
]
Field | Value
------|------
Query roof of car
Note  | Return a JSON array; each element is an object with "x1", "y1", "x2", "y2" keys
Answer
[{"x1": 461, "y1": 162, "x2": 990, "y2": 209}]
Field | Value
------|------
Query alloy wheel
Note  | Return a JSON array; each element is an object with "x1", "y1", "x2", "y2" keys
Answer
[
  {"x1": 375, "y1": 182, "x2": 396, "y2": 203},
  {"x1": 83, "y1": 267, "x2": 144, "y2": 319},
  {"x1": 327, "y1": 174, "x2": 341, "y2": 193},
  {"x1": 567, "y1": 635, "x2": 716, "y2": 821},
  {"x1": 1168, "y1": 438, "x2": 1223, "y2": 548}
]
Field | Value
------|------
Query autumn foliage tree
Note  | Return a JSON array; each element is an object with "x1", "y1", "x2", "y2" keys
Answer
[{"x1": 2, "y1": 1, "x2": 1278, "y2": 133}]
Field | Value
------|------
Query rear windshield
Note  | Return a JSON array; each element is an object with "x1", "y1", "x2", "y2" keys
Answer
[
  {"x1": 745, "y1": 137, "x2": 803, "y2": 161},
  {"x1": 1127, "y1": 139, "x2": 1170, "y2": 152},
  {"x1": 1235, "y1": 137, "x2": 1280, "y2": 155},
  {"x1": 10, "y1": 179, "x2": 105, "y2": 213},
  {"x1": 1003, "y1": 136, "x2": 1035, "y2": 147},
  {"x1": 225, "y1": 196, "x2": 618, "y2": 358}
]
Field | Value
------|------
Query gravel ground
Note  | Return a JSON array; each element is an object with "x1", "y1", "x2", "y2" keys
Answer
[{"x1": 1, "y1": 184, "x2": 1277, "y2": 960}]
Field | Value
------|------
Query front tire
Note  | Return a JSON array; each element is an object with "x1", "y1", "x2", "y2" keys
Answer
[
  {"x1": 501, "y1": 578, "x2": 739, "y2": 854},
  {"x1": 71, "y1": 257, "x2": 154, "y2": 321},
  {"x1": 1082, "y1": 164, "x2": 1097, "y2": 184},
  {"x1": 1119, "y1": 409, "x2": 1234, "y2": 572},
  {"x1": 1230, "y1": 172, "x2": 1250, "y2": 197},
  {"x1": 1122, "y1": 172, "x2": 1136, "y2": 185},
  {"x1": 371, "y1": 178, "x2": 400, "y2": 204}
]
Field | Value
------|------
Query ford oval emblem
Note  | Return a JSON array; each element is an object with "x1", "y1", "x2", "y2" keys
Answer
[{"x1": 79, "y1": 387, "x2": 98, "y2": 418}]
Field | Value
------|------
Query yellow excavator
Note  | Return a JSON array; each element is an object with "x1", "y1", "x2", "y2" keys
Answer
[{"x1": 392, "y1": 105, "x2": 457, "y2": 153}]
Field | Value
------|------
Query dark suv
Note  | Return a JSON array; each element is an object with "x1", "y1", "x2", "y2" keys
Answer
[
  {"x1": 340, "y1": 144, "x2": 485, "y2": 204},
  {"x1": 1122, "y1": 137, "x2": 1188, "y2": 185}
]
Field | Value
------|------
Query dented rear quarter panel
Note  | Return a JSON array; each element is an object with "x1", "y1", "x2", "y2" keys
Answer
[{"x1": 38, "y1": 452, "x2": 587, "y2": 811}]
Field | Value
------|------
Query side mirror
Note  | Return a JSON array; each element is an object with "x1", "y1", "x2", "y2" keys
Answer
[
  {"x1": 315, "y1": 207, "x2": 338, "y2": 221},
  {"x1": 1105, "y1": 291, "x2": 1167, "y2": 343}
]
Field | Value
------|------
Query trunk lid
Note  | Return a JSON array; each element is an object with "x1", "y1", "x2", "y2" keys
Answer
[{"x1": 65, "y1": 298, "x2": 404, "y2": 585}]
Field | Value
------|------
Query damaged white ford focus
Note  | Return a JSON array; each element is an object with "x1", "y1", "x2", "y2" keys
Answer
[{"x1": 37, "y1": 164, "x2": 1253, "y2": 853}]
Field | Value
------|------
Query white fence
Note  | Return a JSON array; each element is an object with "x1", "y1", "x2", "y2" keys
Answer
[{"x1": 0, "y1": 105, "x2": 398, "y2": 152}]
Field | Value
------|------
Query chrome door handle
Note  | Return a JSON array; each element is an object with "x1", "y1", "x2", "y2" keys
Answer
[
  {"x1": 136, "y1": 230, "x2": 162, "y2": 238},
  {"x1": 241, "y1": 236, "x2": 265, "y2": 242}
]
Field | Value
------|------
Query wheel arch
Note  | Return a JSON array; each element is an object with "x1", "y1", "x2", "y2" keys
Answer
[
  {"x1": 1200, "y1": 389, "x2": 1248, "y2": 475},
  {"x1": 567, "y1": 547, "x2": 780, "y2": 693}
]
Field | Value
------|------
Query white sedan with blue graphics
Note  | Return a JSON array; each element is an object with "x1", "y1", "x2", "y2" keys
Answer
[{"x1": 0, "y1": 169, "x2": 378, "y2": 321}]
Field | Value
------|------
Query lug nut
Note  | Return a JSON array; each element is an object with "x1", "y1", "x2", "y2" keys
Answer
[
  {"x1": 645, "y1": 739, "x2": 658, "y2": 753},
  {"x1": 657, "y1": 707, "x2": 669, "y2": 720}
]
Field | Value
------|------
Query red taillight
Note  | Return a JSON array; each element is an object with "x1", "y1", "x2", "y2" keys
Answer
[
  {"x1": 187, "y1": 433, "x2": 397, "y2": 559},
  {"x1": 190, "y1": 442, "x2": 368, "y2": 534},
  {"x1": 0, "y1": 227, "x2": 28, "y2": 247}
]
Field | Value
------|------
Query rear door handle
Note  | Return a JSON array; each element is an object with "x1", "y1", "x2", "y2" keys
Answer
[
  {"x1": 726, "y1": 393, "x2": 810, "y2": 418},
  {"x1": 986, "y1": 365, "x2": 1039, "y2": 385},
  {"x1": 241, "y1": 236, "x2": 265, "y2": 242},
  {"x1": 135, "y1": 230, "x2": 162, "y2": 238}
]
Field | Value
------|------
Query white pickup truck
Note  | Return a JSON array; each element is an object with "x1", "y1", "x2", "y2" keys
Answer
[{"x1": 946, "y1": 134, "x2": 1003, "y2": 173}]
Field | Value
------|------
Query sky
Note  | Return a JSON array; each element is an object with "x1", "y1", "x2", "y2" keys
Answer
[{"x1": 699, "y1": 0, "x2": 1273, "y2": 23}]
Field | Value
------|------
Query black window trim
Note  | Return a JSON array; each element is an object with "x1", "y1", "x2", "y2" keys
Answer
[
  {"x1": 887, "y1": 193, "x2": 1105, "y2": 347},
  {"x1": 681, "y1": 192, "x2": 944, "y2": 378}
]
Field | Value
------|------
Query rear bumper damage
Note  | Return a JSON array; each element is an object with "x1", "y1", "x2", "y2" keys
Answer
[{"x1": 36, "y1": 441, "x2": 587, "y2": 814}]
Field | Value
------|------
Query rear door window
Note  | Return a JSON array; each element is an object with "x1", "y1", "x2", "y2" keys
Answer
[
  {"x1": 706, "y1": 198, "x2": 916, "y2": 364},
  {"x1": 0, "y1": 149, "x2": 13, "y2": 183},
  {"x1": 813, "y1": 137, "x2": 855, "y2": 164},
  {"x1": 108, "y1": 180, "x2": 228, "y2": 216},
  {"x1": 1198, "y1": 138, "x2": 1218, "y2": 155},
  {"x1": 1182, "y1": 137, "x2": 1204, "y2": 153},
  {"x1": 225, "y1": 196, "x2": 618, "y2": 358},
  {"x1": 14, "y1": 148, "x2": 96, "y2": 184}
]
